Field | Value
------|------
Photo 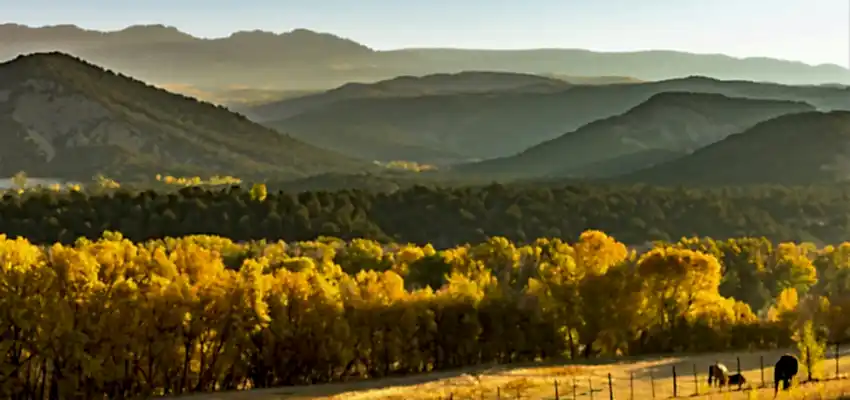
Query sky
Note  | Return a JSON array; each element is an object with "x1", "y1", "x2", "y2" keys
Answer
[{"x1": 3, "y1": 0, "x2": 850, "y2": 67}]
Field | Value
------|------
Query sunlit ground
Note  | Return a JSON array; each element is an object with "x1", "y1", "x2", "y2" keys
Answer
[{"x1": 174, "y1": 349, "x2": 850, "y2": 399}]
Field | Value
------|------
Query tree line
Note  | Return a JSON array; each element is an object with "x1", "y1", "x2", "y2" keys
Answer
[
  {"x1": 0, "y1": 230, "x2": 846, "y2": 398},
  {"x1": 2, "y1": 183, "x2": 850, "y2": 247}
]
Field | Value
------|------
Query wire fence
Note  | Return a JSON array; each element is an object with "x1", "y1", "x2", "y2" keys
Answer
[{"x1": 434, "y1": 344, "x2": 850, "y2": 400}]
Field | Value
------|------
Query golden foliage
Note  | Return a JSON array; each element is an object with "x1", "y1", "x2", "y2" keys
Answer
[
  {"x1": 0, "y1": 231, "x2": 848, "y2": 398},
  {"x1": 156, "y1": 174, "x2": 243, "y2": 186},
  {"x1": 375, "y1": 160, "x2": 438, "y2": 172}
]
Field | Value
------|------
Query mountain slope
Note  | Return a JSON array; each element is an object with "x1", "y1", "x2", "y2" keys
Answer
[
  {"x1": 621, "y1": 111, "x2": 850, "y2": 185},
  {"x1": 244, "y1": 71, "x2": 571, "y2": 121},
  {"x1": 256, "y1": 76, "x2": 850, "y2": 165},
  {"x1": 455, "y1": 93, "x2": 816, "y2": 178},
  {"x1": 2, "y1": 24, "x2": 849, "y2": 90},
  {"x1": 0, "y1": 52, "x2": 372, "y2": 181}
]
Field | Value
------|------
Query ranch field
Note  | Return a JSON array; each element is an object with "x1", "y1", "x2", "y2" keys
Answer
[{"x1": 177, "y1": 349, "x2": 850, "y2": 400}]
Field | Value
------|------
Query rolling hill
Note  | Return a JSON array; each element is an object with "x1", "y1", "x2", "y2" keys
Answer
[
  {"x1": 259, "y1": 77, "x2": 847, "y2": 165},
  {"x1": 2, "y1": 24, "x2": 849, "y2": 90},
  {"x1": 0, "y1": 52, "x2": 372, "y2": 181},
  {"x1": 621, "y1": 111, "x2": 850, "y2": 185},
  {"x1": 243, "y1": 71, "x2": 571, "y2": 121},
  {"x1": 454, "y1": 93, "x2": 816, "y2": 179}
]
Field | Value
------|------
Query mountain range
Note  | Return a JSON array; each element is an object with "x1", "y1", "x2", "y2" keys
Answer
[
  {"x1": 253, "y1": 73, "x2": 850, "y2": 164},
  {"x1": 2, "y1": 24, "x2": 849, "y2": 91},
  {"x1": 622, "y1": 111, "x2": 850, "y2": 185},
  {"x1": 263, "y1": 111, "x2": 850, "y2": 189},
  {"x1": 0, "y1": 52, "x2": 371, "y2": 181},
  {"x1": 1, "y1": 46, "x2": 849, "y2": 189},
  {"x1": 455, "y1": 93, "x2": 816, "y2": 179},
  {"x1": 241, "y1": 71, "x2": 573, "y2": 121}
]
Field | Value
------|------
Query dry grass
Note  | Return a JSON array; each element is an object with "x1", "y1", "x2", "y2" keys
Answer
[{"x1": 176, "y1": 349, "x2": 850, "y2": 399}]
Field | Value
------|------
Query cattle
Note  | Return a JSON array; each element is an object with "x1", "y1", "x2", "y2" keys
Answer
[{"x1": 774, "y1": 354, "x2": 799, "y2": 396}]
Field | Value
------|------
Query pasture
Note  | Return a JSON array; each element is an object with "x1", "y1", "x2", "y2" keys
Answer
[{"x1": 178, "y1": 348, "x2": 850, "y2": 399}]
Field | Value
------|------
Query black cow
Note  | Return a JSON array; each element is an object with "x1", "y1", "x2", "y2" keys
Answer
[
  {"x1": 728, "y1": 373, "x2": 747, "y2": 386},
  {"x1": 774, "y1": 354, "x2": 799, "y2": 396}
]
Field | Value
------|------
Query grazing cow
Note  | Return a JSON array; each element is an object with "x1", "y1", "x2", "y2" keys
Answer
[
  {"x1": 728, "y1": 373, "x2": 747, "y2": 387},
  {"x1": 774, "y1": 354, "x2": 799, "y2": 396},
  {"x1": 708, "y1": 362, "x2": 729, "y2": 387}
]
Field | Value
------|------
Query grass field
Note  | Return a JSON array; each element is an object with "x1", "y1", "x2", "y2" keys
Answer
[{"x1": 177, "y1": 349, "x2": 850, "y2": 399}]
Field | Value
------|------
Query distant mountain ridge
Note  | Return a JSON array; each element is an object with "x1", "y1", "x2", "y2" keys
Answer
[
  {"x1": 621, "y1": 111, "x2": 850, "y2": 185},
  {"x1": 0, "y1": 52, "x2": 372, "y2": 181},
  {"x1": 455, "y1": 92, "x2": 816, "y2": 178},
  {"x1": 0, "y1": 23, "x2": 370, "y2": 52},
  {"x1": 256, "y1": 74, "x2": 850, "y2": 165},
  {"x1": 244, "y1": 71, "x2": 571, "y2": 121},
  {"x1": 2, "y1": 24, "x2": 848, "y2": 90}
]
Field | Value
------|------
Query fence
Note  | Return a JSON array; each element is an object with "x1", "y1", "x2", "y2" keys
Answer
[{"x1": 435, "y1": 345, "x2": 848, "y2": 399}]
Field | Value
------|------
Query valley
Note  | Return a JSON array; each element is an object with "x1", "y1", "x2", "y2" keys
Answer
[{"x1": 2, "y1": 16, "x2": 850, "y2": 400}]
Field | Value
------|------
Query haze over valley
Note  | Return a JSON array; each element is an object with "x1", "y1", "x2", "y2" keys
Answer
[{"x1": 2, "y1": 18, "x2": 850, "y2": 185}]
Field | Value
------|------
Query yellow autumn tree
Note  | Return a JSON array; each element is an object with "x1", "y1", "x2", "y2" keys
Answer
[{"x1": 636, "y1": 247, "x2": 723, "y2": 341}]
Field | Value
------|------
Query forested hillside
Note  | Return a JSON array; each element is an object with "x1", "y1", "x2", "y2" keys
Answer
[
  {"x1": 244, "y1": 71, "x2": 571, "y2": 121},
  {"x1": 457, "y1": 93, "x2": 814, "y2": 179},
  {"x1": 624, "y1": 111, "x2": 850, "y2": 185},
  {"x1": 0, "y1": 52, "x2": 372, "y2": 181},
  {"x1": 3, "y1": 183, "x2": 850, "y2": 247},
  {"x1": 260, "y1": 76, "x2": 850, "y2": 164}
]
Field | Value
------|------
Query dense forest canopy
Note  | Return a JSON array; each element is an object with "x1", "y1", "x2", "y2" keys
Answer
[
  {"x1": 0, "y1": 229, "x2": 846, "y2": 398},
  {"x1": 3, "y1": 182, "x2": 850, "y2": 247}
]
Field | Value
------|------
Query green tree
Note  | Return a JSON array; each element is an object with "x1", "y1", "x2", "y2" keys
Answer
[
  {"x1": 794, "y1": 319, "x2": 826, "y2": 381},
  {"x1": 11, "y1": 171, "x2": 27, "y2": 189},
  {"x1": 250, "y1": 183, "x2": 268, "y2": 202}
]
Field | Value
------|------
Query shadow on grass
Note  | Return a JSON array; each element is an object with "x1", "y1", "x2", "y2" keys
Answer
[{"x1": 169, "y1": 348, "x2": 850, "y2": 399}]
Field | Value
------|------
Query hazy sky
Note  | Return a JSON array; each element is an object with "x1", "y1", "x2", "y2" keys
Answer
[{"x1": 4, "y1": 0, "x2": 850, "y2": 67}]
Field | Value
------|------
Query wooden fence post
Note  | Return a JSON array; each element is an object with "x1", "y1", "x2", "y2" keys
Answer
[
  {"x1": 572, "y1": 377, "x2": 577, "y2": 400},
  {"x1": 630, "y1": 372, "x2": 634, "y2": 400},
  {"x1": 737, "y1": 356, "x2": 742, "y2": 390},
  {"x1": 692, "y1": 364, "x2": 698, "y2": 395},
  {"x1": 650, "y1": 370, "x2": 656, "y2": 399},
  {"x1": 672, "y1": 365, "x2": 678, "y2": 398},
  {"x1": 608, "y1": 373, "x2": 614, "y2": 400},
  {"x1": 554, "y1": 379, "x2": 560, "y2": 400},
  {"x1": 589, "y1": 377, "x2": 594, "y2": 400},
  {"x1": 760, "y1": 355, "x2": 765, "y2": 387},
  {"x1": 497, "y1": 386, "x2": 501, "y2": 400},
  {"x1": 836, "y1": 343, "x2": 841, "y2": 379}
]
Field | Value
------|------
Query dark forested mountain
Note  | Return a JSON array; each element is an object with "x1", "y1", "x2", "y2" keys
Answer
[
  {"x1": 0, "y1": 52, "x2": 372, "y2": 181},
  {"x1": 456, "y1": 93, "x2": 815, "y2": 179},
  {"x1": 2, "y1": 24, "x2": 849, "y2": 90},
  {"x1": 257, "y1": 76, "x2": 850, "y2": 165},
  {"x1": 622, "y1": 111, "x2": 850, "y2": 185},
  {"x1": 243, "y1": 71, "x2": 572, "y2": 121}
]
